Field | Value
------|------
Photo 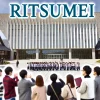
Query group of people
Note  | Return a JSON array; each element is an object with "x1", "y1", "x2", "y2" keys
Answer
[
  {"x1": 0, "y1": 65, "x2": 100, "y2": 100},
  {"x1": 27, "y1": 62, "x2": 80, "y2": 71}
]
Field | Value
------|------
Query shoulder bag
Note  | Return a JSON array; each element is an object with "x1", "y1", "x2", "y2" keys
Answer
[
  {"x1": 67, "y1": 84, "x2": 77, "y2": 100},
  {"x1": 50, "y1": 85, "x2": 64, "y2": 100}
]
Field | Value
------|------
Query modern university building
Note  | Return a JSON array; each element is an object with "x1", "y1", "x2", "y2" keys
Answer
[{"x1": 0, "y1": 13, "x2": 100, "y2": 60}]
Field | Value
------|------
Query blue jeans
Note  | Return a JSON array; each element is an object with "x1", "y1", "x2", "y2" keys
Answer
[
  {"x1": 11, "y1": 98, "x2": 15, "y2": 100},
  {"x1": 0, "y1": 97, "x2": 2, "y2": 100},
  {"x1": 5, "y1": 97, "x2": 15, "y2": 100}
]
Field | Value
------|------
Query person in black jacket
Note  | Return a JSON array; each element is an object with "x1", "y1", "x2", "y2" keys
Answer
[
  {"x1": 47, "y1": 74, "x2": 65, "y2": 100},
  {"x1": 16, "y1": 60, "x2": 19, "y2": 67}
]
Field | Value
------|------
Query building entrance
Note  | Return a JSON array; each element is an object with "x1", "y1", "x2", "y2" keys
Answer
[
  {"x1": 39, "y1": 49, "x2": 69, "y2": 59},
  {"x1": 42, "y1": 54, "x2": 68, "y2": 59}
]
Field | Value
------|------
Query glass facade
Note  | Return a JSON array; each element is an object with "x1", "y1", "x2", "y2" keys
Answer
[
  {"x1": 39, "y1": 49, "x2": 69, "y2": 59},
  {"x1": 95, "y1": 50, "x2": 100, "y2": 59},
  {"x1": 0, "y1": 51, "x2": 10, "y2": 60},
  {"x1": 72, "y1": 49, "x2": 92, "y2": 59},
  {"x1": 17, "y1": 49, "x2": 94, "y2": 59},
  {"x1": 18, "y1": 50, "x2": 36, "y2": 59}
]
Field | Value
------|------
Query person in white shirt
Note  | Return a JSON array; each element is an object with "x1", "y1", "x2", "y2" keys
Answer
[
  {"x1": 76, "y1": 62, "x2": 80, "y2": 71},
  {"x1": 67, "y1": 62, "x2": 71, "y2": 71},
  {"x1": 30, "y1": 63, "x2": 32, "y2": 70},
  {"x1": 32, "y1": 62, "x2": 34, "y2": 70},
  {"x1": 77, "y1": 65, "x2": 94, "y2": 100},
  {"x1": 61, "y1": 74, "x2": 77, "y2": 100}
]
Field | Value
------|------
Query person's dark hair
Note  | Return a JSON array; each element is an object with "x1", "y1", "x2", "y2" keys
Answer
[
  {"x1": 5, "y1": 67, "x2": 13, "y2": 75},
  {"x1": 94, "y1": 66, "x2": 100, "y2": 76},
  {"x1": 36, "y1": 75, "x2": 44, "y2": 87},
  {"x1": 83, "y1": 65, "x2": 92, "y2": 75},
  {"x1": 67, "y1": 74, "x2": 75, "y2": 88},
  {"x1": 0, "y1": 69, "x2": 2, "y2": 72},
  {"x1": 50, "y1": 74, "x2": 57, "y2": 82},
  {"x1": 20, "y1": 70, "x2": 27, "y2": 79}
]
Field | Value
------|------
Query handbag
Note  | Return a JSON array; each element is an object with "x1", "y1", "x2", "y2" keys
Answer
[
  {"x1": 67, "y1": 84, "x2": 77, "y2": 100},
  {"x1": 32, "y1": 93, "x2": 39, "y2": 100},
  {"x1": 50, "y1": 85, "x2": 64, "y2": 100}
]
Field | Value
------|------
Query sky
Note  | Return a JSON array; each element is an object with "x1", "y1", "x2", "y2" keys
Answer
[{"x1": 0, "y1": 0, "x2": 100, "y2": 13}]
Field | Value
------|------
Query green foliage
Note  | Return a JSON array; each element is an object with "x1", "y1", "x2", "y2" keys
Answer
[
  {"x1": 96, "y1": 60, "x2": 100, "y2": 63},
  {"x1": 3, "y1": 61, "x2": 10, "y2": 64}
]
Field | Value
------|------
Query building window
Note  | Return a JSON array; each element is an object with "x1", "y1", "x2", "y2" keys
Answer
[
  {"x1": 18, "y1": 50, "x2": 36, "y2": 59},
  {"x1": 72, "y1": 49, "x2": 92, "y2": 59},
  {"x1": 39, "y1": 49, "x2": 69, "y2": 59}
]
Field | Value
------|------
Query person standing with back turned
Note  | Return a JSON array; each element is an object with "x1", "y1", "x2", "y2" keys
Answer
[
  {"x1": 18, "y1": 70, "x2": 35, "y2": 100},
  {"x1": 93, "y1": 66, "x2": 100, "y2": 100},
  {"x1": 32, "y1": 75, "x2": 47, "y2": 100},
  {"x1": 61, "y1": 74, "x2": 77, "y2": 100},
  {"x1": 47, "y1": 74, "x2": 65, "y2": 100},
  {"x1": 3, "y1": 67, "x2": 19, "y2": 100}
]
